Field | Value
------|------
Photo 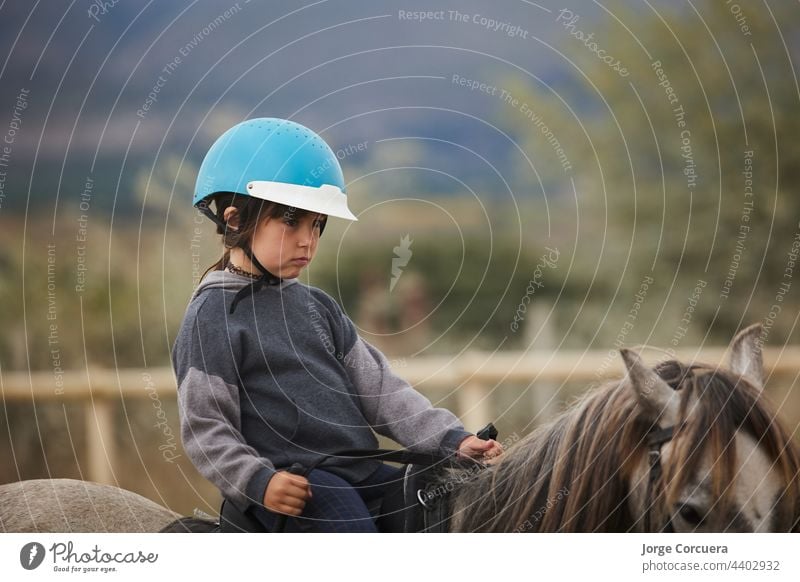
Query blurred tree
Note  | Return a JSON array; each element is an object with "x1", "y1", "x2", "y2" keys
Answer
[
  {"x1": 135, "y1": 155, "x2": 198, "y2": 225},
  {"x1": 497, "y1": 0, "x2": 800, "y2": 346}
]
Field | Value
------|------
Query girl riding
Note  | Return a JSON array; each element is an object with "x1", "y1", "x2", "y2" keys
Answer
[{"x1": 171, "y1": 118, "x2": 502, "y2": 532}]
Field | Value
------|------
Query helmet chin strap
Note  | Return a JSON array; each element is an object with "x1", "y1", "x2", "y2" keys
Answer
[
  {"x1": 228, "y1": 245, "x2": 282, "y2": 314},
  {"x1": 196, "y1": 200, "x2": 227, "y2": 230}
]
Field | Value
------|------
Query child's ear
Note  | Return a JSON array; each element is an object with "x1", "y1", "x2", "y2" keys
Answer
[{"x1": 223, "y1": 206, "x2": 240, "y2": 230}]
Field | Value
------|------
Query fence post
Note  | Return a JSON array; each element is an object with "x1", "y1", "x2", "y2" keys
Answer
[
  {"x1": 458, "y1": 380, "x2": 492, "y2": 432},
  {"x1": 85, "y1": 395, "x2": 115, "y2": 485},
  {"x1": 457, "y1": 351, "x2": 493, "y2": 431},
  {"x1": 527, "y1": 300, "x2": 558, "y2": 424}
]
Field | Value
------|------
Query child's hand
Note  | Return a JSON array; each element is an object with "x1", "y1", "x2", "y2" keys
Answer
[
  {"x1": 263, "y1": 471, "x2": 312, "y2": 516},
  {"x1": 457, "y1": 435, "x2": 504, "y2": 463}
]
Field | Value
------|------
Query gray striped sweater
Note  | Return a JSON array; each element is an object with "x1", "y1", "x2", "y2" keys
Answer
[{"x1": 171, "y1": 270, "x2": 471, "y2": 511}]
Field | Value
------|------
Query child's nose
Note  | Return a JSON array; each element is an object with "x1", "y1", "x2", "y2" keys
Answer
[{"x1": 298, "y1": 223, "x2": 316, "y2": 246}]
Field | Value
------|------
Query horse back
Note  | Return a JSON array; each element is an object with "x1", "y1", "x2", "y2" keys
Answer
[{"x1": 0, "y1": 478, "x2": 181, "y2": 533}]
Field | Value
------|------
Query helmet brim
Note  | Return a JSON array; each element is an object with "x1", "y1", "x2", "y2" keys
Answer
[{"x1": 246, "y1": 180, "x2": 357, "y2": 221}]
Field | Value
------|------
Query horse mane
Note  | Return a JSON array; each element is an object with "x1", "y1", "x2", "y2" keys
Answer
[{"x1": 449, "y1": 360, "x2": 800, "y2": 532}]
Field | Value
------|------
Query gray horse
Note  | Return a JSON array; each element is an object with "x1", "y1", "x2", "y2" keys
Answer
[
  {"x1": 0, "y1": 478, "x2": 183, "y2": 532},
  {"x1": 2, "y1": 324, "x2": 798, "y2": 532}
]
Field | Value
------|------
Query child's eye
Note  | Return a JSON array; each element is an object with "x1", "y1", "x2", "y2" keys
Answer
[{"x1": 283, "y1": 217, "x2": 298, "y2": 227}]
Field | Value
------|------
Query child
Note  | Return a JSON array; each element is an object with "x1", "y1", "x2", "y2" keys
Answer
[{"x1": 172, "y1": 118, "x2": 502, "y2": 532}]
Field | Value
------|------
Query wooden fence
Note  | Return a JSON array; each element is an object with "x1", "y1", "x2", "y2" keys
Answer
[{"x1": 3, "y1": 346, "x2": 799, "y2": 485}]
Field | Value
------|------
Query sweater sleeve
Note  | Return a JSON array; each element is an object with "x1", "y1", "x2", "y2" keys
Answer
[
  {"x1": 333, "y1": 303, "x2": 472, "y2": 455},
  {"x1": 171, "y1": 296, "x2": 275, "y2": 512}
]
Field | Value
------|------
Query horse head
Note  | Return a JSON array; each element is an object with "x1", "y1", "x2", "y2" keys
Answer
[{"x1": 623, "y1": 323, "x2": 800, "y2": 532}]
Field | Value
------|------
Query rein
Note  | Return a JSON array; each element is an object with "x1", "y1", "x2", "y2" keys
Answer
[
  {"x1": 643, "y1": 425, "x2": 676, "y2": 533},
  {"x1": 302, "y1": 448, "x2": 448, "y2": 474},
  {"x1": 271, "y1": 449, "x2": 457, "y2": 533},
  {"x1": 271, "y1": 424, "x2": 498, "y2": 533}
]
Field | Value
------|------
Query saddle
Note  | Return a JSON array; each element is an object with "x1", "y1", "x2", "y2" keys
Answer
[{"x1": 216, "y1": 423, "x2": 497, "y2": 533}]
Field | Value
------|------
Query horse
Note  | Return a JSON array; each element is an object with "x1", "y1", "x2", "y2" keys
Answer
[
  {"x1": 2, "y1": 324, "x2": 798, "y2": 533},
  {"x1": 449, "y1": 323, "x2": 800, "y2": 532}
]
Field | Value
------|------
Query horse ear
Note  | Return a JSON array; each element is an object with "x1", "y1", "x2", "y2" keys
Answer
[
  {"x1": 728, "y1": 323, "x2": 765, "y2": 392},
  {"x1": 620, "y1": 349, "x2": 680, "y2": 427}
]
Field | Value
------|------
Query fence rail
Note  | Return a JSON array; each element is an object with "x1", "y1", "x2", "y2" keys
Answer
[{"x1": 3, "y1": 346, "x2": 799, "y2": 485}]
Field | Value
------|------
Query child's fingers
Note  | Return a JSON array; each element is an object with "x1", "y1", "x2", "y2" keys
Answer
[
  {"x1": 276, "y1": 501, "x2": 305, "y2": 516},
  {"x1": 463, "y1": 439, "x2": 489, "y2": 453},
  {"x1": 285, "y1": 477, "x2": 312, "y2": 499},
  {"x1": 485, "y1": 439, "x2": 502, "y2": 452},
  {"x1": 285, "y1": 474, "x2": 309, "y2": 488},
  {"x1": 281, "y1": 496, "x2": 307, "y2": 511},
  {"x1": 472, "y1": 440, "x2": 495, "y2": 455},
  {"x1": 485, "y1": 454, "x2": 503, "y2": 466},
  {"x1": 265, "y1": 495, "x2": 306, "y2": 515},
  {"x1": 284, "y1": 474, "x2": 310, "y2": 491},
  {"x1": 481, "y1": 440, "x2": 504, "y2": 460}
]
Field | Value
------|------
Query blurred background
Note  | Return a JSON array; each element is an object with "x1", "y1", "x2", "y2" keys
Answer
[{"x1": 1, "y1": 0, "x2": 799, "y2": 518}]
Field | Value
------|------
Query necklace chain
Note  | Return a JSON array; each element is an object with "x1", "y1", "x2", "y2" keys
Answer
[{"x1": 225, "y1": 263, "x2": 261, "y2": 280}]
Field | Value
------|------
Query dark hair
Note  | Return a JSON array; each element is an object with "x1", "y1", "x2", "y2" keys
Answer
[{"x1": 200, "y1": 193, "x2": 326, "y2": 280}]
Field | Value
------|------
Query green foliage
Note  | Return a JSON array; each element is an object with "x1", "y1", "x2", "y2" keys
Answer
[
  {"x1": 313, "y1": 233, "x2": 559, "y2": 351},
  {"x1": 495, "y1": 0, "x2": 800, "y2": 347}
]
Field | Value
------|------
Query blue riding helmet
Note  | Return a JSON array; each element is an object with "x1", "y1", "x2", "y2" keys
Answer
[{"x1": 194, "y1": 117, "x2": 357, "y2": 221}]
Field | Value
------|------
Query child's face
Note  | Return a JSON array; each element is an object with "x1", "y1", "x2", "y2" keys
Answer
[{"x1": 251, "y1": 209, "x2": 325, "y2": 279}]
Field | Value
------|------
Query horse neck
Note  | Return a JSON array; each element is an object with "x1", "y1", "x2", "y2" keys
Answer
[{"x1": 449, "y1": 383, "x2": 644, "y2": 532}]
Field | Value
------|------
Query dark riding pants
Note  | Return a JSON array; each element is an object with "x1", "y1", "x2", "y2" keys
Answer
[{"x1": 249, "y1": 463, "x2": 404, "y2": 532}]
